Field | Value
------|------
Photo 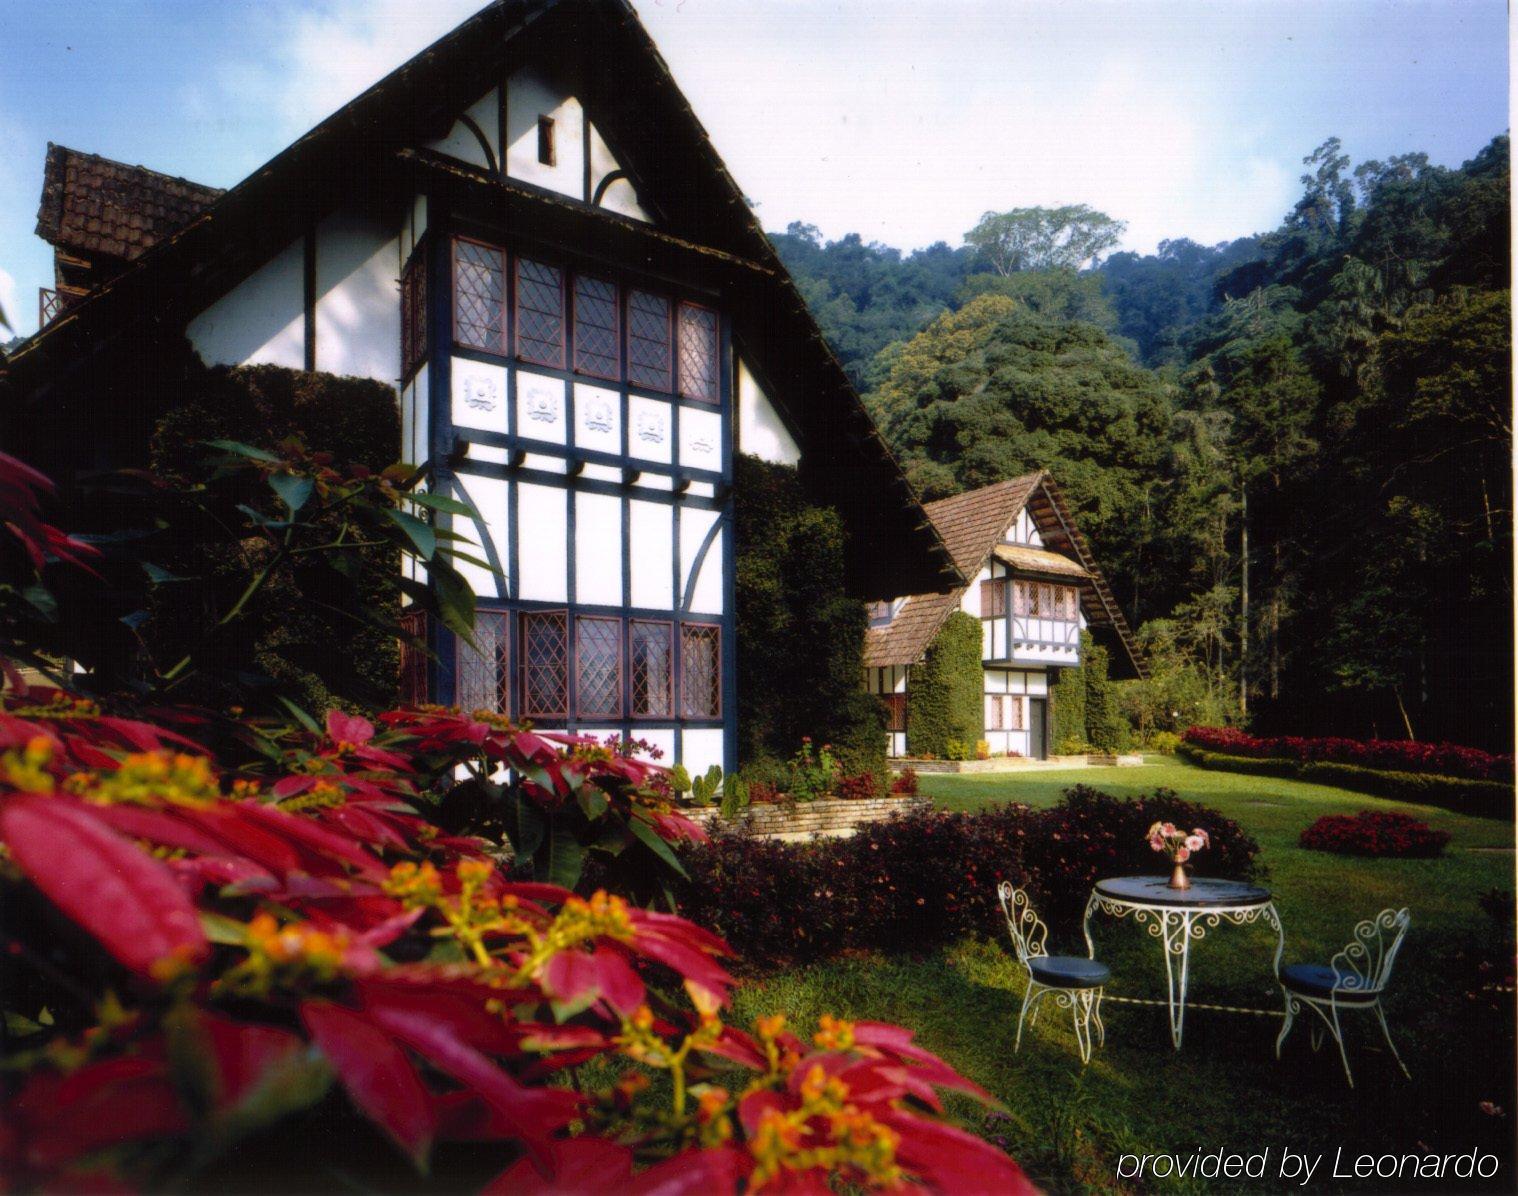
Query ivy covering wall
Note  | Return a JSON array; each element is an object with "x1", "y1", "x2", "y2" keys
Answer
[
  {"x1": 1049, "y1": 648, "x2": 1087, "y2": 754},
  {"x1": 150, "y1": 361, "x2": 402, "y2": 714},
  {"x1": 733, "y1": 454, "x2": 885, "y2": 778},
  {"x1": 1082, "y1": 632, "x2": 1127, "y2": 751},
  {"x1": 906, "y1": 611, "x2": 983, "y2": 758}
]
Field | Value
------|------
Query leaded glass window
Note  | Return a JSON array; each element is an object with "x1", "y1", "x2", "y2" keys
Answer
[
  {"x1": 626, "y1": 290, "x2": 672, "y2": 391},
  {"x1": 677, "y1": 302, "x2": 719, "y2": 402},
  {"x1": 629, "y1": 620, "x2": 672, "y2": 717},
  {"x1": 401, "y1": 252, "x2": 427, "y2": 378},
  {"x1": 980, "y1": 579, "x2": 1006, "y2": 618},
  {"x1": 681, "y1": 623, "x2": 720, "y2": 718},
  {"x1": 573, "y1": 275, "x2": 619, "y2": 379},
  {"x1": 576, "y1": 616, "x2": 622, "y2": 717},
  {"x1": 520, "y1": 610, "x2": 568, "y2": 717},
  {"x1": 455, "y1": 610, "x2": 508, "y2": 713},
  {"x1": 516, "y1": 258, "x2": 565, "y2": 367},
  {"x1": 453, "y1": 239, "x2": 505, "y2": 353}
]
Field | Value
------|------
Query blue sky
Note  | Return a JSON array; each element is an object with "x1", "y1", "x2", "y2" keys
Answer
[{"x1": 0, "y1": 0, "x2": 1507, "y2": 336}]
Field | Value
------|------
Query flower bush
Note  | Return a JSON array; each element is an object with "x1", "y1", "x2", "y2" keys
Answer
[
  {"x1": 890, "y1": 767, "x2": 920, "y2": 796},
  {"x1": 1183, "y1": 726, "x2": 1513, "y2": 783},
  {"x1": 1299, "y1": 810, "x2": 1451, "y2": 858},
  {"x1": 643, "y1": 787, "x2": 1260, "y2": 970},
  {"x1": 836, "y1": 772, "x2": 885, "y2": 801}
]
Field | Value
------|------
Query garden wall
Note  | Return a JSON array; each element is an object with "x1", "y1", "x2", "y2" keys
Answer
[{"x1": 686, "y1": 795, "x2": 932, "y2": 839}]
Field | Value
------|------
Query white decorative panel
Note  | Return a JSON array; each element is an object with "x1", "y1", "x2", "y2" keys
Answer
[
  {"x1": 628, "y1": 500, "x2": 673, "y2": 610},
  {"x1": 981, "y1": 622, "x2": 993, "y2": 657},
  {"x1": 574, "y1": 383, "x2": 620, "y2": 455},
  {"x1": 628, "y1": 397, "x2": 672, "y2": 464},
  {"x1": 680, "y1": 730, "x2": 726, "y2": 778},
  {"x1": 403, "y1": 194, "x2": 427, "y2": 261},
  {"x1": 187, "y1": 238, "x2": 304, "y2": 368},
  {"x1": 575, "y1": 492, "x2": 622, "y2": 607},
  {"x1": 452, "y1": 475, "x2": 509, "y2": 600},
  {"x1": 687, "y1": 525, "x2": 724, "y2": 616},
  {"x1": 589, "y1": 125, "x2": 652, "y2": 223},
  {"x1": 451, "y1": 358, "x2": 508, "y2": 434},
  {"x1": 314, "y1": 214, "x2": 399, "y2": 382},
  {"x1": 679, "y1": 407, "x2": 722, "y2": 472},
  {"x1": 516, "y1": 371, "x2": 566, "y2": 444},
  {"x1": 426, "y1": 88, "x2": 500, "y2": 170},
  {"x1": 516, "y1": 483, "x2": 568, "y2": 602},
  {"x1": 991, "y1": 621, "x2": 1006, "y2": 658},
  {"x1": 679, "y1": 508, "x2": 719, "y2": 608}
]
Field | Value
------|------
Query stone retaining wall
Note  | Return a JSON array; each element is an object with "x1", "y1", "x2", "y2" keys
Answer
[
  {"x1": 893, "y1": 755, "x2": 1091, "y2": 774},
  {"x1": 685, "y1": 795, "x2": 932, "y2": 840}
]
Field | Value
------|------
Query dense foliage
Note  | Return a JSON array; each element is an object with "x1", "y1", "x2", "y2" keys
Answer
[
  {"x1": 774, "y1": 134, "x2": 1513, "y2": 750},
  {"x1": 733, "y1": 456, "x2": 885, "y2": 780},
  {"x1": 1299, "y1": 810, "x2": 1451, "y2": 858},
  {"x1": 904, "y1": 611, "x2": 982, "y2": 758},
  {"x1": 650, "y1": 787, "x2": 1259, "y2": 970},
  {"x1": 1183, "y1": 725, "x2": 1513, "y2": 782}
]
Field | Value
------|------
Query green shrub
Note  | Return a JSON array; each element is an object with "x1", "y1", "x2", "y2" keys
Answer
[
  {"x1": 733, "y1": 456, "x2": 885, "y2": 782},
  {"x1": 787, "y1": 739, "x2": 840, "y2": 801},
  {"x1": 906, "y1": 611, "x2": 982, "y2": 757},
  {"x1": 1148, "y1": 730, "x2": 1182, "y2": 755},
  {"x1": 719, "y1": 775, "x2": 751, "y2": 818},
  {"x1": 1049, "y1": 659, "x2": 1085, "y2": 751},
  {"x1": 1178, "y1": 745, "x2": 1514, "y2": 819},
  {"x1": 1082, "y1": 634, "x2": 1124, "y2": 751}
]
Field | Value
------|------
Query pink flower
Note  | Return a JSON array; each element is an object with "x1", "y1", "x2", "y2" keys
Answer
[
  {"x1": 1174, "y1": 847, "x2": 1190, "y2": 863},
  {"x1": 1149, "y1": 837, "x2": 1165, "y2": 853},
  {"x1": 1184, "y1": 835, "x2": 1205, "y2": 853}
]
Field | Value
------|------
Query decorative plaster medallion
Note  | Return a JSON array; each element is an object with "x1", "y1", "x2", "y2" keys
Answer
[
  {"x1": 635, "y1": 410, "x2": 667, "y2": 443},
  {"x1": 525, "y1": 391, "x2": 560, "y2": 424},
  {"x1": 462, "y1": 375, "x2": 498, "y2": 411},
  {"x1": 583, "y1": 398, "x2": 615, "y2": 433},
  {"x1": 690, "y1": 435, "x2": 715, "y2": 455}
]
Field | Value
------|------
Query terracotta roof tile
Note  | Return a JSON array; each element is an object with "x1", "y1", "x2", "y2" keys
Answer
[
  {"x1": 921, "y1": 473, "x2": 1044, "y2": 577},
  {"x1": 35, "y1": 143, "x2": 223, "y2": 264}
]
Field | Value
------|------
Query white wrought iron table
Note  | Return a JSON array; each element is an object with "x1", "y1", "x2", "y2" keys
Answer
[{"x1": 1083, "y1": 876, "x2": 1285, "y2": 1050}]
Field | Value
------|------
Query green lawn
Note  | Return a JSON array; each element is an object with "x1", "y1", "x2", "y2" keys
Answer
[{"x1": 731, "y1": 759, "x2": 1516, "y2": 1192}]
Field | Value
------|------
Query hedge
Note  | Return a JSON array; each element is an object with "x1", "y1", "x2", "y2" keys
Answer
[
  {"x1": 906, "y1": 610, "x2": 983, "y2": 758},
  {"x1": 1082, "y1": 632, "x2": 1125, "y2": 751},
  {"x1": 733, "y1": 455, "x2": 884, "y2": 779},
  {"x1": 1178, "y1": 744, "x2": 1514, "y2": 820},
  {"x1": 630, "y1": 785, "x2": 1261, "y2": 971},
  {"x1": 1183, "y1": 725, "x2": 1513, "y2": 782},
  {"x1": 1049, "y1": 647, "x2": 1085, "y2": 752}
]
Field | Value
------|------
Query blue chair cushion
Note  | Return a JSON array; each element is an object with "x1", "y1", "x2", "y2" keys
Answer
[
  {"x1": 1030, "y1": 955, "x2": 1110, "y2": 989},
  {"x1": 1280, "y1": 963, "x2": 1377, "y2": 1000}
]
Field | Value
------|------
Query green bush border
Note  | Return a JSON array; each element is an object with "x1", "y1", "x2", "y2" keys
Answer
[
  {"x1": 906, "y1": 610, "x2": 983, "y2": 759},
  {"x1": 1177, "y1": 744, "x2": 1514, "y2": 820}
]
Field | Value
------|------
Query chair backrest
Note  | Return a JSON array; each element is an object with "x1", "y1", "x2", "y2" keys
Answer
[
  {"x1": 1330, "y1": 907, "x2": 1411, "y2": 995},
  {"x1": 996, "y1": 882, "x2": 1049, "y2": 966}
]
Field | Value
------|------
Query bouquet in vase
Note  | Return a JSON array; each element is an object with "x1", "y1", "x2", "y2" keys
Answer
[{"x1": 1148, "y1": 821, "x2": 1209, "y2": 888}]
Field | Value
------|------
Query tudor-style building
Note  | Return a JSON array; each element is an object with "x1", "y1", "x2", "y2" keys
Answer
[
  {"x1": 3, "y1": 0, "x2": 960, "y2": 780},
  {"x1": 863, "y1": 473, "x2": 1141, "y2": 760}
]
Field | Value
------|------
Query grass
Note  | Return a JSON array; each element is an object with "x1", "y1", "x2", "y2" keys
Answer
[{"x1": 731, "y1": 758, "x2": 1515, "y2": 1192}]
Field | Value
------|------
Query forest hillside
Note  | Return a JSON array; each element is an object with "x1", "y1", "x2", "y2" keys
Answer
[{"x1": 772, "y1": 136, "x2": 1512, "y2": 749}]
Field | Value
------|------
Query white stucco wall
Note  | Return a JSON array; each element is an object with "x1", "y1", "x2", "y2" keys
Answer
[
  {"x1": 314, "y1": 213, "x2": 399, "y2": 382},
  {"x1": 736, "y1": 358, "x2": 800, "y2": 465},
  {"x1": 187, "y1": 239, "x2": 305, "y2": 368},
  {"x1": 505, "y1": 67, "x2": 585, "y2": 198},
  {"x1": 427, "y1": 88, "x2": 501, "y2": 171}
]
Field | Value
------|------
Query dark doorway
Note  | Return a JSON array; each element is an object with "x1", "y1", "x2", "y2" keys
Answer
[{"x1": 1028, "y1": 697, "x2": 1047, "y2": 760}]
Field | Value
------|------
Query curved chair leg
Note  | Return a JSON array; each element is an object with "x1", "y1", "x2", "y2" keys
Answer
[
  {"x1": 1014, "y1": 982, "x2": 1035, "y2": 1053},
  {"x1": 1275, "y1": 992, "x2": 1295, "y2": 1060},
  {"x1": 1028, "y1": 992, "x2": 1044, "y2": 1030},
  {"x1": 1071, "y1": 992, "x2": 1092, "y2": 1065},
  {"x1": 1091, "y1": 988, "x2": 1106, "y2": 1047},
  {"x1": 1373, "y1": 1002, "x2": 1411, "y2": 1080},
  {"x1": 1309, "y1": 1020, "x2": 1324, "y2": 1052}
]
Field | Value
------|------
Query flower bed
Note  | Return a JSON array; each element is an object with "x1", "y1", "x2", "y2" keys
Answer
[
  {"x1": 1300, "y1": 810, "x2": 1452, "y2": 858},
  {"x1": 1183, "y1": 726, "x2": 1513, "y2": 783}
]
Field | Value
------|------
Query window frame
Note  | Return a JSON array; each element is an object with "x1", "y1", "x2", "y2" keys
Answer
[
  {"x1": 676, "y1": 300, "x2": 721, "y2": 403},
  {"x1": 400, "y1": 250, "x2": 428, "y2": 381},
  {"x1": 454, "y1": 608, "x2": 510, "y2": 714},
  {"x1": 513, "y1": 255, "x2": 567, "y2": 369},
  {"x1": 574, "y1": 615, "x2": 623, "y2": 719},
  {"x1": 881, "y1": 692, "x2": 907, "y2": 733},
  {"x1": 625, "y1": 288, "x2": 674, "y2": 393},
  {"x1": 980, "y1": 578, "x2": 1007, "y2": 618},
  {"x1": 451, "y1": 235, "x2": 508, "y2": 356},
  {"x1": 572, "y1": 273, "x2": 621, "y2": 381},
  {"x1": 628, "y1": 618, "x2": 674, "y2": 720},
  {"x1": 679, "y1": 622, "x2": 722, "y2": 719}
]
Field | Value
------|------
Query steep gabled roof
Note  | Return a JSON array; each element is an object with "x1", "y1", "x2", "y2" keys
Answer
[
  {"x1": 36, "y1": 144, "x2": 223, "y2": 266},
  {"x1": 863, "y1": 472, "x2": 1143, "y2": 677},
  {"x1": 1, "y1": 0, "x2": 958, "y2": 599}
]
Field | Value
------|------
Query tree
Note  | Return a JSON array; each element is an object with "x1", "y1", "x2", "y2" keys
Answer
[{"x1": 964, "y1": 205, "x2": 1127, "y2": 276}]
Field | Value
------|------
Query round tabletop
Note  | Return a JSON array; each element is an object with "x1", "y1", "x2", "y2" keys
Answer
[{"x1": 1093, "y1": 875, "x2": 1273, "y2": 909}]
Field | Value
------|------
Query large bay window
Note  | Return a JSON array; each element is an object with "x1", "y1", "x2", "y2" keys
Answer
[{"x1": 1012, "y1": 580, "x2": 1079, "y2": 622}]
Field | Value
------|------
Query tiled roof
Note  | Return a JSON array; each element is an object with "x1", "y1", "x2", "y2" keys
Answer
[
  {"x1": 862, "y1": 590, "x2": 960, "y2": 669},
  {"x1": 35, "y1": 143, "x2": 223, "y2": 263},
  {"x1": 920, "y1": 474, "x2": 1044, "y2": 576}
]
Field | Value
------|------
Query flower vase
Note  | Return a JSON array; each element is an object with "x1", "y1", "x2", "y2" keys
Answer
[{"x1": 1168, "y1": 861, "x2": 1191, "y2": 890}]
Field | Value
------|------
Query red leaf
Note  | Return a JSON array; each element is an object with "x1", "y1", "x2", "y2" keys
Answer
[
  {"x1": 327, "y1": 709, "x2": 375, "y2": 746},
  {"x1": 202, "y1": 1014, "x2": 305, "y2": 1106},
  {"x1": 302, "y1": 1001, "x2": 435, "y2": 1168},
  {"x1": 0, "y1": 795, "x2": 208, "y2": 978},
  {"x1": 14, "y1": 1058, "x2": 189, "y2": 1173},
  {"x1": 878, "y1": 1110, "x2": 1038, "y2": 1194},
  {"x1": 484, "y1": 1137, "x2": 633, "y2": 1195},
  {"x1": 625, "y1": 1147, "x2": 751, "y2": 1195}
]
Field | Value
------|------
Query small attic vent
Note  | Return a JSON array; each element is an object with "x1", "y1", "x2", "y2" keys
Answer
[{"x1": 537, "y1": 116, "x2": 556, "y2": 166}]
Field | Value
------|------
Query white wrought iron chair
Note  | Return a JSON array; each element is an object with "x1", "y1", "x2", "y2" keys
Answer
[
  {"x1": 1275, "y1": 907, "x2": 1411, "y2": 1088},
  {"x1": 997, "y1": 882, "x2": 1110, "y2": 1064}
]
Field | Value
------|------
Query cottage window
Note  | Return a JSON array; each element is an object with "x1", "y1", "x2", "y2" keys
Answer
[
  {"x1": 575, "y1": 616, "x2": 622, "y2": 717},
  {"x1": 537, "y1": 115, "x2": 556, "y2": 166},
  {"x1": 626, "y1": 290, "x2": 672, "y2": 391},
  {"x1": 397, "y1": 608, "x2": 430, "y2": 705},
  {"x1": 453, "y1": 238, "x2": 505, "y2": 353},
  {"x1": 681, "y1": 623, "x2": 721, "y2": 717},
  {"x1": 985, "y1": 694, "x2": 1024, "y2": 731},
  {"x1": 881, "y1": 692, "x2": 906, "y2": 732},
  {"x1": 867, "y1": 600, "x2": 893, "y2": 626},
  {"x1": 630, "y1": 620, "x2": 672, "y2": 717},
  {"x1": 520, "y1": 610, "x2": 569, "y2": 717},
  {"x1": 980, "y1": 579, "x2": 1006, "y2": 618},
  {"x1": 573, "y1": 275, "x2": 619, "y2": 379},
  {"x1": 400, "y1": 251, "x2": 427, "y2": 378},
  {"x1": 515, "y1": 257, "x2": 565, "y2": 367},
  {"x1": 677, "y1": 302, "x2": 720, "y2": 402},
  {"x1": 456, "y1": 609, "x2": 509, "y2": 712}
]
